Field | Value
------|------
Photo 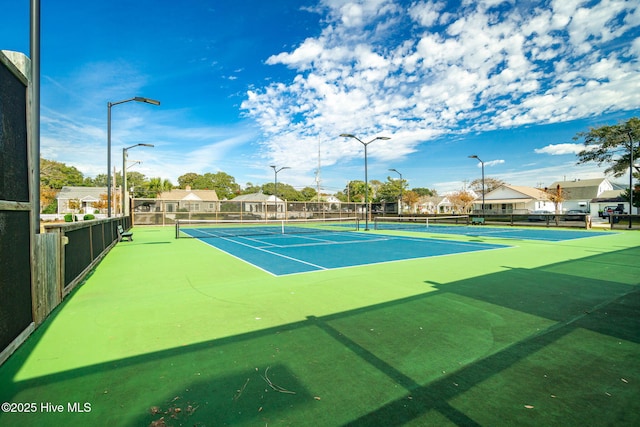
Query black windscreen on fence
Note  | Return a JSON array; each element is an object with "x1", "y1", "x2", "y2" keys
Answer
[
  {"x1": 91, "y1": 222, "x2": 106, "y2": 258},
  {"x1": 64, "y1": 227, "x2": 93, "y2": 287},
  {"x1": 0, "y1": 54, "x2": 33, "y2": 356},
  {"x1": 0, "y1": 60, "x2": 29, "y2": 202},
  {"x1": 0, "y1": 211, "x2": 32, "y2": 351}
]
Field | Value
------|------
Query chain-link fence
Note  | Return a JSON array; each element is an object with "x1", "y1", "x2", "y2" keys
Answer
[{"x1": 132, "y1": 198, "x2": 367, "y2": 225}]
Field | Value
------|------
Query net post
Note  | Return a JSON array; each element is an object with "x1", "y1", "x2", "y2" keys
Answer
[{"x1": 175, "y1": 220, "x2": 179, "y2": 239}]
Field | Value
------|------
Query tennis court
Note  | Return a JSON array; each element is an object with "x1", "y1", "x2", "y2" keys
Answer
[
  {"x1": 374, "y1": 216, "x2": 613, "y2": 241},
  {"x1": 186, "y1": 229, "x2": 511, "y2": 276},
  {"x1": 1, "y1": 224, "x2": 638, "y2": 426},
  {"x1": 176, "y1": 217, "x2": 610, "y2": 275}
]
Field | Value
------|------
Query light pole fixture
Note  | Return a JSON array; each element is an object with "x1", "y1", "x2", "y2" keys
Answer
[
  {"x1": 469, "y1": 155, "x2": 485, "y2": 217},
  {"x1": 122, "y1": 143, "x2": 154, "y2": 216},
  {"x1": 270, "y1": 165, "x2": 290, "y2": 219},
  {"x1": 627, "y1": 132, "x2": 635, "y2": 228},
  {"x1": 107, "y1": 96, "x2": 160, "y2": 217},
  {"x1": 389, "y1": 168, "x2": 403, "y2": 214},
  {"x1": 341, "y1": 134, "x2": 391, "y2": 230}
]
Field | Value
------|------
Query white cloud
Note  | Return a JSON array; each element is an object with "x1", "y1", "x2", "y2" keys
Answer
[
  {"x1": 241, "y1": 0, "x2": 640, "y2": 180},
  {"x1": 535, "y1": 143, "x2": 587, "y2": 155},
  {"x1": 486, "y1": 159, "x2": 506, "y2": 167}
]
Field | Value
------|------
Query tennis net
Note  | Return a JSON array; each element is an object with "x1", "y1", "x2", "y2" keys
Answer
[
  {"x1": 176, "y1": 217, "x2": 360, "y2": 238},
  {"x1": 374, "y1": 215, "x2": 470, "y2": 231}
]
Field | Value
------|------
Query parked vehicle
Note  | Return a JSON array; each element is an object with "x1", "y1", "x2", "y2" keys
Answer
[
  {"x1": 601, "y1": 205, "x2": 625, "y2": 218},
  {"x1": 528, "y1": 210, "x2": 554, "y2": 221},
  {"x1": 565, "y1": 209, "x2": 588, "y2": 221}
]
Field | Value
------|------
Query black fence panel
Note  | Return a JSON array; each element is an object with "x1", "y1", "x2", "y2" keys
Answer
[
  {"x1": 64, "y1": 226, "x2": 93, "y2": 287},
  {"x1": 0, "y1": 60, "x2": 29, "y2": 202},
  {"x1": 91, "y1": 222, "x2": 106, "y2": 258},
  {"x1": 0, "y1": 52, "x2": 33, "y2": 361},
  {"x1": 0, "y1": 211, "x2": 32, "y2": 351}
]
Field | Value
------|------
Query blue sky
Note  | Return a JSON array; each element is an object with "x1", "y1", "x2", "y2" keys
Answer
[{"x1": 2, "y1": 0, "x2": 639, "y2": 194}]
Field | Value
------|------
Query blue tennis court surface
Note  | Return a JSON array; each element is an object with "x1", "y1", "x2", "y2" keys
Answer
[
  {"x1": 192, "y1": 231, "x2": 510, "y2": 276},
  {"x1": 376, "y1": 223, "x2": 613, "y2": 241}
]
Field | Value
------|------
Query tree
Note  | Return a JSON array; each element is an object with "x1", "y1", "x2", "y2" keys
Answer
[
  {"x1": 92, "y1": 174, "x2": 108, "y2": 187},
  {"x1": 447, "y1": 190, "x2": 476, "y2": 213},
  {"x1": 621, "y1": 184, "x2": 640, "y2": 213},
  {"x1": 40, "y1": 158, "x2": 84, "y2": 189},
  {"x1": 299, "y1": 187, "x2": 317, "y2": 201},
  {"x1": 412, "y1": 187, "x2": 436, "y2": 197},
  {"x1": 575, "y1": 117, "x2": 640, "y2": 177},
  {"x1": 40, "y1": 187, "x2": 58, "y2": 214},
  {"x1": 177, "y1": 172, "x2": 200, "y2": 189},
  {"x1": 469, "y1": 177, "x2": 506, "y2": 195},
  {"x1": 262, "y1": 182, "x2": 302, "y2": 201},
  {"x1": 176, "y1": 172, "x2": 240, "y2": 199},
  {"x1": 543, "y1": 184, "x2": 567, "y2": 225},
  {"x1": 242, "y1": 182, "x2": 261, "y2": 194},
  {"x1": 544, "y1": 184, "x2": 566, "y2": 214},
  {"x1": 402, "y1": 190, "x2": 420, "y2": 213},
  {"x1": 344, "y1": 180, "x2": 369, "y2": 202},
  {"x1": 145, "y1": 177, "x2": 173, "y2": 198},
  {"x1": 375, "y1": 177, "x2": 405, "y2": 203},
  {"x1": 369, "y1": 179, "x2": 383, "y2": 200}
]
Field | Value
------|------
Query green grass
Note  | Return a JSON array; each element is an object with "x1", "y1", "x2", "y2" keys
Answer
[{"x1": 1, "y1": 226, "x2": 638, "y2": 426}]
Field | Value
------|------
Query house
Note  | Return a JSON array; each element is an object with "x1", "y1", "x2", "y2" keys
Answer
[
  {"x1": 475, "y1": 185, "x2": 555, "y2": 214},
  {"x1": 56, "y1": 186, "x2": 108, "y2": 215},
  {"x1": 230, "y1": 192, "x2": 285, "y2": 218},
  {"x1": 590, "y1": 190, "x2": 628, "y2": 216},
  {"x1": 547, "y1": 178, "x2": 614, "y2": 214},
  {"x1": 156, "y1": 187, "x2": 219, "y2": 213},
  {"x1": 418, "y1": 195, "x2": 442, "y2": 214},
  {"x1": 437, "y1": 190, "x2": 478, "y2": 214}
]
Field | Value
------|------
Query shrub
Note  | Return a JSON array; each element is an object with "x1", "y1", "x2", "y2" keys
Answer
[
  {"x1": 83, "y1": 214, "x2": 95, "y2": 221},
  {"x1": 64, "y1": 214, "x2": 74, "y2": 222}
]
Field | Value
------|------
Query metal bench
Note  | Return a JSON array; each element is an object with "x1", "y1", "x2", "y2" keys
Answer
[
  {"x1": 117, "y1": 225, "x2": 133, "y2": 241},
  {"x1": 471, "y1": 217, "x2": 485, "y2": 225}
]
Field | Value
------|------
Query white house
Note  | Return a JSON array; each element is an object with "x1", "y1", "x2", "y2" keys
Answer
[
  {"x1": 231, "y1": 192, "x2": 285, "y2": 218},
  {"x1": 56, "y1": 186, "x2": 108, "y2": 215},
  {"x1": 156, "y1": 187, "x2": 219, "y2": 213},
  {"x1": 548, "y1": 178, "x2": 614, "y2": 214},
  {"x1": 437, "y1": 190, "x2": 478, "y2": 214},
  {"x1": 476, "y1": 185, "x2": 555, "y2": 214}
]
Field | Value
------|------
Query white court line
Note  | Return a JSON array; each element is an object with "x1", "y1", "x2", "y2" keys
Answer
[{"x1": 215, "y1": 235, "x2": 329, "y2": 271}]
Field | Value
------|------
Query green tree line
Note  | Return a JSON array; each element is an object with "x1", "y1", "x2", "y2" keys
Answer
[{"x1": 39, "y1": 159, "x2": 437, "y2": 213}]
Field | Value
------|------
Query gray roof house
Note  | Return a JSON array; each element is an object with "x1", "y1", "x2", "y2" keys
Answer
[
  {"x1": 56, "y1": 186, "x2": 108, "y2": 214},
  {"x1": 548, "y1": 178, "x2": 614, "y2": 212},
  {"x1": 231, "y1": 192, "x2": 285, "y2": 218},
  {"x1": 155, "y1": 187, "x2": 219, "y2": 212}
]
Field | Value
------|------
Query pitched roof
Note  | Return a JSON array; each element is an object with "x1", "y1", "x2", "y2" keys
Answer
[
  {"x1": 157, "y1": 189, "x2": 218, "y2": 201},
  {"x1": 485, "y1": 185, "x2": 550, "y2": 201},
  {"x1": 57, "y1": 186, "x2": 107, "y2": 200},
  {"x1": 549, "y1": 178, "x2": 607, "y2": 188},
  {"x1": 591, "y1": 190, "x2": 625, "y2": 202},
  {"x1": 232, "y1": 192, "x2": 282, "y2": 202},
  {"x1": 548, "y1": 178, "x2": 611, "y2": 199}
]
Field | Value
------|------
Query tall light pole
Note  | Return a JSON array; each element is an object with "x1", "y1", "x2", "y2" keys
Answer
[
  {"x1": 270, "y1": 165, "x2": 290, "y2": 219},
  {"x1": 107, "y1": 96, "x2": 160, "y2": 217},
  {"x1": 469, "y1": 155, "x2": 485, "y2": 217},
  {"x1": 341, "y1": 134, "x2": 391, "y2": 230},
  {"x1": 122, "y1": 143, "x2": 154, "y2": 216},
  {"x1": 627, "y1": 132, "x2": 635, "y2": 229},
  {"x1": 389, "y1": 168, "x2": 403, "y2": 214}
]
